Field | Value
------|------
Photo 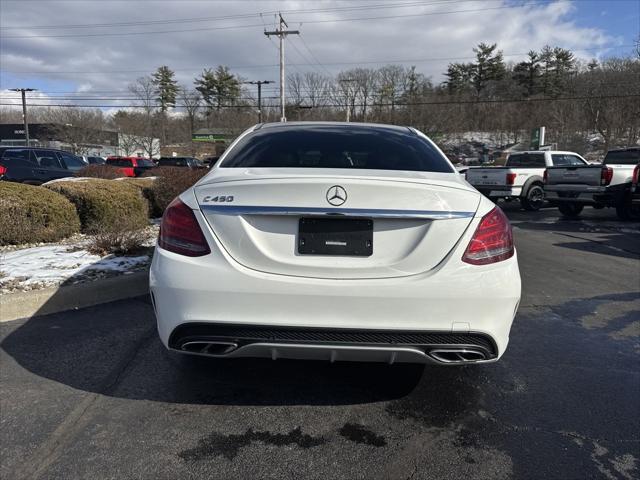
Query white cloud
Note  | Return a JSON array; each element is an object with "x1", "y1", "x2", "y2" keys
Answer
[{"x1": 0, "y1": 0, "x2": 625, "y2": 98}]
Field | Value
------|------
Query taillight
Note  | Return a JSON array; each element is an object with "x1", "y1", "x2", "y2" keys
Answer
[
  {"x1": 462, "y1": 207, "x2": 514, "y2": 265},
  {"x1": 632, "y1": 164, "x2": 639, "y2": 186},
  {"x1": 601, "y1": 166, "x2": 613, "y2": 186},
  {"x1": 506, "y1": 173, "x2": 517, "y2": 185},
  {"x1": 0, "y1": 164, "x2": 6, "y2": 176},
  {"x1": 543, "y1": 169, "x2": 548, "y2": 184},
  {"x1": 158, "y1": 198, "x2": 210, "y2": 257}
]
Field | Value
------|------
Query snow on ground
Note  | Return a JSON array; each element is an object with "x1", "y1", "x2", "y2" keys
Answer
[
  {"x1": 41, "y1": 177, "x2": 96, "y2": 185},
  {"x1": 0, "y1": 245, "x2": 150, "y2": 293},
  {"x1": 0, "y1": 223, "x2": 159, "y2": 294}
]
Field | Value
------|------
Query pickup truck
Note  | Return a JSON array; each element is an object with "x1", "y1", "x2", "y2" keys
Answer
[
  {"x1": 544, "y1": 147, "x2": 640, "y2": 219},
  {"x1": 465, "y1": 151, "x2": 588, "y2": 211}
]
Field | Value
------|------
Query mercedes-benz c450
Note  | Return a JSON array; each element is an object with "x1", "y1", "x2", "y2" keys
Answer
[{"x1": 150, "y1": 122, "x2": 521, "y2": 365}]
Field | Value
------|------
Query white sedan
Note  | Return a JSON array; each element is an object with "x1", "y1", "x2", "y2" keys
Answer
[{"x1": 150, "y1": 122, "x2": 521, "y2": 365}]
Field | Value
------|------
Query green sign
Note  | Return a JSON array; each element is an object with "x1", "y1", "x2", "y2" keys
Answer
[
  {"x1": 192, "y1": 134, "x2": 227, "y2": 143},
  {"x1": 530, "y1": 128, "x2": 540, "y2": 150}
]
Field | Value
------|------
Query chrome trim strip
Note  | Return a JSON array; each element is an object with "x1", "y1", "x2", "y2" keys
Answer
[{"x1": 200, "y1": 204, "x2": 474, "y2": 219}]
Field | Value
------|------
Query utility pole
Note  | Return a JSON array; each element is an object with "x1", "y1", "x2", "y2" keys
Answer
[
  {"x1": 264, "y1": 14, "x2": 299, "y2": 122},
  {"x1": 9, "y1": 88, "x2": 36, "y2": 146},
  {"x1": 338, "y1": 78, "x2": 356, "y2": 122},
  {"x1": 244, "y1": 80, "x2": 273, "y2": 123}
]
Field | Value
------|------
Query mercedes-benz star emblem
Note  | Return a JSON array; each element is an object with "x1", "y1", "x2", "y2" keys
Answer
[{"x1": 326, "y1": 185, "x2": 347, "y2": 206}]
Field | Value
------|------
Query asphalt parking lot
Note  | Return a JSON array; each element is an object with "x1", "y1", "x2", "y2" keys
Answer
[{"x1": 1, "y1": 204, "x2": 639, "y2": 480}]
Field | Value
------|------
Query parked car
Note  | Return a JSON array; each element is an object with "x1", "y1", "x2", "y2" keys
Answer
[
  {"x1": 86, "y1": 156, "x2": 106, "y2": 165},
  {"x1": 630, "y1": 163, "x2": 640, "y2": 209},
  {"x1": 157, "y1": 157, "x2": 205, "y2": 169},
  {"x1": 203, "y1": 156, "x2": 221, "y2": 168},
  {"x1": 465, "y1": 151, "x2": 588, "y2": 211},
  {"x1": 544, "y1": 147, "x2": 640, "y2": 219},
  {"x1": 151, "y1": 122, "x2": 521, "y2": 366},
  {"x1": 0, "y1": 147, "x2": 86, "y2": 184},
  {"x1": 105, "y1": 156, "x2": 156, "y2": 177}
]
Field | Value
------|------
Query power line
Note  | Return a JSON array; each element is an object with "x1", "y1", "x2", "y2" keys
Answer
[
  {"x1": 0, "y1": 1, "x2": 551, "y2": 39},
  {"x1": 0, "y1": 1, "x2": 473, "y2": 30},
  {"x1": 3, "y1": 93, "x2": 639, "y2": 109},
  {"x1": 4, "y1": 44, "x2": 634, "y2": 75}
]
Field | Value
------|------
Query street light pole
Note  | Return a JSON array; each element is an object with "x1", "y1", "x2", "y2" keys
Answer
[
  {"x1": 244, "y1": 80, "x2": 274, "y2": 123},
  {"x1": 9, "y1": 88, "x2": 36, "y2": 146}
]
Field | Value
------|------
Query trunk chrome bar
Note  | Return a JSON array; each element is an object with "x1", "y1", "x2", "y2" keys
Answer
[{"x1": 200, "y1": 204, "x2": 474, "y2": 220}]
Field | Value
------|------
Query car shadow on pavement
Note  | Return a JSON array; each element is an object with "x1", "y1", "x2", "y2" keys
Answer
[
  {"x1": 1, "y1": 294, "x2": 475, "y2": 407},
  {"x1": 509, "y1": 216, "x2": 640, "y2": 260}
]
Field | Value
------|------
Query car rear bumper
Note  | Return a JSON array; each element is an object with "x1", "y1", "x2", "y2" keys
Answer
[
  {"x1": 474, "y1": 186, "x2": 522, "y2": 198},
  {"x1": 150, "y1": 227, "x2": 521, "y2": 364}
]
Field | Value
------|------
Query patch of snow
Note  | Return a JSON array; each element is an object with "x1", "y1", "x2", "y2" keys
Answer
[
  {"x1": 42, "y1": 177, "x2": 96, "y2": 186},
  {"x1": 0, "y1": 245, "x2": 149, "y2": 292}
]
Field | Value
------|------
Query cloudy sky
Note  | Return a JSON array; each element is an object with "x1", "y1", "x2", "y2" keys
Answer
[{"x1": 0, "y1": 0, "x2": 638, "y2": 109}]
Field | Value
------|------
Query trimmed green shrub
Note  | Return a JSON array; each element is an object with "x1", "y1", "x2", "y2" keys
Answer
[
  {"x1": 45, "y1": 178, "x2": 148, "y2": 233},
  {"x1": 0, "y1": 182, "x2": 81, "y2": 245},
  {"x1": 143, "y1": 167, "x2": 208, "y2": 215},
  {"x1": 76, "y1": 164, "x2": 125, "y2": 179},
  {"x1": 117, "y1": 177, "x2": 158, "y2": 218}
]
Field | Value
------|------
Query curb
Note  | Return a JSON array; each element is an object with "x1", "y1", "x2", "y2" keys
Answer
[{"x1": 0, "y1": 270, "x2": 150, "y2": 322}]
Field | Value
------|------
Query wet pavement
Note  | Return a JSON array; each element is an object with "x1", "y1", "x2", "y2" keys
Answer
[{"x1": 1, "y1": 205, "x2": 638, "y2": 479}]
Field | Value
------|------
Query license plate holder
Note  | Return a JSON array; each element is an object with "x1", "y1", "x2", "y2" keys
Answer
[{"x1": 298, "y1": 218, "x2": 373, "y2": 256}]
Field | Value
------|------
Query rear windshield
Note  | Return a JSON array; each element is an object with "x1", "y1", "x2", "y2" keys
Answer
[
  {"x1": 136, "y1": 159, "x2": 156, "y2": 167},
  {"x1": 107, "y1": 158, "x2": 133, "y2": 167},
  {"x1": 220, "y1": 126, "x2": 453, "y2": 173},
  {"x1": 506, "y1": 153, "x2": 546, "y2": 168},
  {"x1": 604, "y1": 150, "x2": 640, "y2": 165}
]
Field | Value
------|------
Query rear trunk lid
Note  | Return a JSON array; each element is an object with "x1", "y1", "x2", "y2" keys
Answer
[{"x1": 194, "y1": 168, "x2": 480, "y2": 279}]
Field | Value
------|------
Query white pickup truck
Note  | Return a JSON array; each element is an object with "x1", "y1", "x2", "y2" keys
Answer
[
  {"x1": 544, "y1": 147, "x2": 640, "y2": 219},
  {"x1": 465, "y1": 151, "x2": 588, "y2": 211}
]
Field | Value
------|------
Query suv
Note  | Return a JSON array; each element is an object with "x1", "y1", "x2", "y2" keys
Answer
[
  {"x1": 0, "y1": 147, "x2": 86, "y2": 184},
  {"x1": 157, "y1": 157, "x2": 205, "y2": 169},
  {"x1": 105, "y1": 156, "x2": 156, "y2": 177},
  {"x1": 86, "y1": 156, "x2": 106, "y2": 165}
]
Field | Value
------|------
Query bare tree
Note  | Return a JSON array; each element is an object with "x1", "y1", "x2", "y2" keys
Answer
[{"x1": 178, "y1": 86, "x2": 201, "y2": 141}]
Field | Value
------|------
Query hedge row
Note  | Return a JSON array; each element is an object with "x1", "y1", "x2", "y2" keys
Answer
[
  {"x1": 0, "y1": 167, "x2": 208, "y2": 245},
  {"x1": 45, "y1": 179, "x2": 149, "y2": 233},
  {"x1": 0, "y1": 182, "x2": 81, "y2": 245}
]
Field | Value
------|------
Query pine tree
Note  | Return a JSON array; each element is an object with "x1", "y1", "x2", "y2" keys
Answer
[
  {"x1": 152, "y1": 66, "x2": 178, "y2": 112},
  {"x1": 194, "y1": 65, "x2": 241, "y2": 115},
  {"x1": 472, "y1": 43, "x2": 505, "y2": 96},
  {"x1": 513, "y1": 51, "x2": 541, "y2": 97}
]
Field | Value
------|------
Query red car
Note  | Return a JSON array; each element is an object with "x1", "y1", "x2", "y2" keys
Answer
[{"x1": 105, "y1": 156, "x2": 156, "y2": 177}]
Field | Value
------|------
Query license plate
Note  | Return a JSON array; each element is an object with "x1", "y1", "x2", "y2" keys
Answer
[{"x1": 298, "y1": 218, "x2": 373, "y2": 256}]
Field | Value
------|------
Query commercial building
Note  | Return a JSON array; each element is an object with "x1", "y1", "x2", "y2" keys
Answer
[{"x1": 0, "y1": 123, "x2": 160, "y2": 158}]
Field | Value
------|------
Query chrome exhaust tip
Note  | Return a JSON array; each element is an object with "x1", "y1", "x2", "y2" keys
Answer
[
  {"x1": 180, "y1": 341, "x2": 238, "y2": 356},
  {"x1": 429, "y1": 349, "x2": 487, "y2": 364}
]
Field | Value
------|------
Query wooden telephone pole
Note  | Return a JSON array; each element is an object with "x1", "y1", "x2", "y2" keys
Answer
[
  {"x1": 264, "y1": 14, "x2": 299, "y2": 122},
  {"x1": 244, "y1": 80, "x2": 274, "y2": 123}
]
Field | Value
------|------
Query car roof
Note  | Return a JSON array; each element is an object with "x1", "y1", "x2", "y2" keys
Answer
[
  {"x1": 606, "y1": 147, "x2": 640, "y2": 152},
  {"x1": 509, "y1": 151, "x2": 581, "y2": 155},
  {"x1": 0, "y1": 146, "x2": 67, "y2": 152},
  {"x1": 256, "y1": 121, "x2": 414, "y2": 134}
]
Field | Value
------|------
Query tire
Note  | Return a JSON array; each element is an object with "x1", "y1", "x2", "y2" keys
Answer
[
  {"x1": 521, "y1": 184, "x2": 545, "y2": 211},
  {"x1": 616, "y1": 203, "x2": 640, "y2": 221},
  {"x1": 558, "y1": 203, "x2": 584, "y2": 217}
]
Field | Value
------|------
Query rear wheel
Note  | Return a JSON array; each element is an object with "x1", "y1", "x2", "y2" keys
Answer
[
  {"x1": 521, "y1": 184, "x2": 545, "y2": 211},
  {"x1": 558, "y1": 203, "x2": 584, "y2": 217},
  {"x1": 616, "y1": 202, "x2": 640, "y2": 221}
]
